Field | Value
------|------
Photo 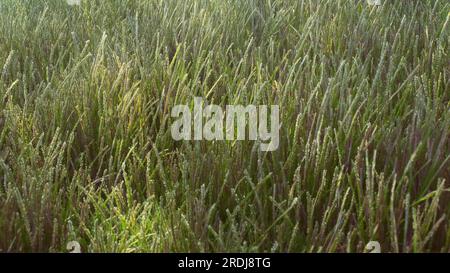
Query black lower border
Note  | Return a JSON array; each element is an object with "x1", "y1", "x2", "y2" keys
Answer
[{"x1": 0, "y1": 253, "x2": 445, "y2": 272}]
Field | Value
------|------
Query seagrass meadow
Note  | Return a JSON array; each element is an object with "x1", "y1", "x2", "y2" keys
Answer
[{"x1": 0, "y1": 0, "x2": 449, "y2": 253}]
